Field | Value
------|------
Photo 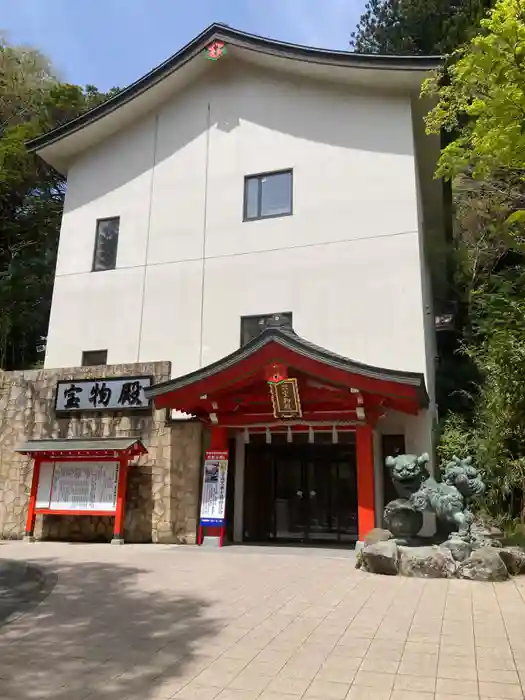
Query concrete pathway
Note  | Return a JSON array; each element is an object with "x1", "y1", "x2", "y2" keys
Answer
[{"x1": 1, "y1": 542, "x2": 525, "y2": 700}]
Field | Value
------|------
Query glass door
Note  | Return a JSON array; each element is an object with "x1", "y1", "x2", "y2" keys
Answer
[
  {"x1": 244, "y1": 440, "x2": 358, "y2": 544},
  {"x1": 273, "y1": 452, "x2": 307, "y2": 540},
  {"x1": 304, "y1": 446, "x2": 358, "y2": 543},
  {"x1": 305, "y1": 456, "x2": 334, "y2": 541}
]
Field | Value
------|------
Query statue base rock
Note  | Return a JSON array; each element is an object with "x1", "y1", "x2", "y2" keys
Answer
[{"x1": 356, "y1": 532, "x2": 525, "y2": 582}]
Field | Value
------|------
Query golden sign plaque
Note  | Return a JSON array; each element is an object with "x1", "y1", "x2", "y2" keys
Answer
[{"x1": 269, "y1": 378, "x2": 302, "y2": 419}]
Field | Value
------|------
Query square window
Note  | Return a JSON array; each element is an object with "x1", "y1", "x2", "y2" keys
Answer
[
  {"x1": 243, "y1": 170, "x2": 293, "y2": 221},
  {"x1": 92, "y1": 217, "x2": 119, "y2": 271},
  {"x1": 82, "y1": 350, "x2": 108, "y2": 367},
  {"x1": 240, "y1": 313, "x2": 293, "y2": 346}
]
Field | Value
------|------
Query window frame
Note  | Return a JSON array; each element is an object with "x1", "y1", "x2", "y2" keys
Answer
[
  {"x1": 243, "y1": 169, "x2": 293, "y2": 222},
  {"x1": 81, "y1": 349, "x2": 108, "y2": 367},
  {"x1": 92, "y1": 216, "x2": 120, "y2": 272},
  {"x1": 240, "y1": 312, "x2": 293, "y2": 346}
]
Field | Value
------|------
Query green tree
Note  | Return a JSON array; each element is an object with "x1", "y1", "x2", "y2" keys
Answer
[
  {"x1": 424, "y1": 0, "x2": 525, "y2": 181},
  {"x1": 0, "y1": 35, "x2": 118, "y2": 369},
  {"x1": 423, "y1": 0, "x2": 525, "y2": 331},
  {"x1": 351, "y1": 0, "x2": 494, "y2": 55},
  {"x1": 438, "y1": 277, "x2": 525, "y2": 524},
  {"x1": 425, "y1": 0, "x2": 525, "y2": 525}
]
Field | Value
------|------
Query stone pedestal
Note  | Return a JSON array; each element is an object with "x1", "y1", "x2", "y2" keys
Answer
[{"x1": 201, "y1": 536, "x2": 221, "y2": 547}]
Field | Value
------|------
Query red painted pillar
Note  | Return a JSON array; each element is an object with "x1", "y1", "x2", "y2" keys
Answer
[
  {"x1": 25, "y1": 457, "x2": 41, "y2": 539},
  {"x1": 356, "y1": 425, "x2": 375, "y2": 541},
  {"x1": 112, "y1": 458, "x2": 129, "y2": 544}
]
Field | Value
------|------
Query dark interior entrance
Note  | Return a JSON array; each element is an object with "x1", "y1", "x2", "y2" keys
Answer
[{"x1": 243, "y1": 438, "x2": 358, "y2": 544}]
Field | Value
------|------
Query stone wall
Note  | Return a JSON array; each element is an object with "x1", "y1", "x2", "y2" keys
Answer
[{"x1": 0, "y1": 362, "x2": 203, "y2": 543}]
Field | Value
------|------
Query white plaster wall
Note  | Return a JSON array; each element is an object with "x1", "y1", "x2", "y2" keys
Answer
[
  {"x1": 379, "y1": 409, "x2": 434, "y2": 460},
  {"x1": 55, "y1": 116, "x2": 156, "y2": 276},
  {"x1": 201, "y1": 234, "x2": 424, "y2": 371},
  {"x1": 45, "y1": 62, "x2": 431, "y2": 390},
  {"x1": 45, "y1": 267, "x2": 145, "y2": 367}
]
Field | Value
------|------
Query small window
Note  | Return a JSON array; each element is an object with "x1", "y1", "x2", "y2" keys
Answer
[
  {"x1": 92, "y1": 217, "x2": 120, "y2": 271},
  {"x1": 82, "y1": 350, "x2": 108, "y2": 367},
  {"x1": 241, "y1": 313, "x2": 293, "y2": 346},
  {"x1": 243, "y1": 170, "x2": 293, "y2": 221}
]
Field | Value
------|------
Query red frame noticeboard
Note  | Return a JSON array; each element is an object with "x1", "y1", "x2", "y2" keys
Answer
[{"x1": 22, "y1": 443, "x2": 146, "y2": 543}]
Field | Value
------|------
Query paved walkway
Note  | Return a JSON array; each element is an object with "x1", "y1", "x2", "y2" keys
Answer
[{"x1": 1, "y1": 542, "x2": 525, "y2": 700}]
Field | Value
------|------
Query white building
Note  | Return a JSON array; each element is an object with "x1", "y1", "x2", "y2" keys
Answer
[{"x1": 29, "y1": 24, "x2": 444, "y2": 543}]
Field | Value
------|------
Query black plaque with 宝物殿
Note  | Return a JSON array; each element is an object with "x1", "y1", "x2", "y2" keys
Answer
[{"x1": 54, "y1": 376, "x2": 153, "y2": 414}]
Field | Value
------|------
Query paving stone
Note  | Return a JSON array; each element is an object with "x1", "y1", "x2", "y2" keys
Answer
[{"x1": 2, "y1": 542, "x2": 525, "y2": 700}]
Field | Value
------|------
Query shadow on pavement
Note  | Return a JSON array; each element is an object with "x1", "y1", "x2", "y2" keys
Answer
[
  {"x1": 0, "y1": 558, "x2": 220, "y2": 700},
  {"x1": 0, "y1": 560, "x2": 57, "y2": 628}
]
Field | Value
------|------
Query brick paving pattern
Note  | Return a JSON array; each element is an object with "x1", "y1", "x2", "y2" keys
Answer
[{"x1": 1, "y1": 542, "x2": 525, "y2": 699}]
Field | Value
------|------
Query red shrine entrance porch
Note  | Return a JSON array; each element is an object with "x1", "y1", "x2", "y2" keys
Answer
[{"x1": 144, "y1": 325, "x2": 429, "y2": 544}]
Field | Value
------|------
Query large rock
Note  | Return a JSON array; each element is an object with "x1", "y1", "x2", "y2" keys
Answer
[
  {"x1": 364, "y1": 528, "x2": 393, "y2": 545},
  {"x1": 457, "y1": 547, "x2": 509, "y2": 581},
  {"x1": 497, "y1": 547, "x2": 525, "y2": 576},
  {"x1": 361, "y1": 540, "x2": 399, "y2": 576},
  {"x1": 383, "y1": 499, "x2": 423, "y2": 538},
  {"x1": 398, "y1": 545, "x2": 456, "y2": 578},
  {"x1": 441, "y1": 537, "x2": 474, "y2": 562},
  {"x1": 470, "y1": 522, "x2": 503, "y2": 548}
]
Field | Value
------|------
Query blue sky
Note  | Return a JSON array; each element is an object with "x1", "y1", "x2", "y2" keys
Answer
[{"x1": 0, "y1": 0, "x2": 367, "y2": 91}]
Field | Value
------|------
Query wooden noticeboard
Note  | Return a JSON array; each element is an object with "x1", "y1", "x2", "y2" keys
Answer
[
  {"x1": 35, "y1": 461, "x2": 120, "y2": 514},
  {"x1": 19, "y1": 439, "x2": 148, "y2": 544}
]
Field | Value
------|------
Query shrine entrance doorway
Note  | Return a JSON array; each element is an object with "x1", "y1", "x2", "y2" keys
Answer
[
  {"x1": 243, "y1": 436, "x2": 358, "y2": 544},
  {"x1": 145, "y1": 324, "x2": 429, "y2": 543}
]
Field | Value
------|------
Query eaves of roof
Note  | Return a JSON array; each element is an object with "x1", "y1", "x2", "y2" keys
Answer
[
  {"x1": 26, "y1": 23, "x2": 442, "y2": 155},
  {"x1": 145, "y1": 326, "x2": 429, "y2": 408}
]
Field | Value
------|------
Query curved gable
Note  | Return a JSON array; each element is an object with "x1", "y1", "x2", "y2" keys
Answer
[
  {"x1": 145, "y1": 327, "x2": 429, "y2": 418},
  {"x1": 27, "y1": 23, "x2": 441, "y2": 174}
]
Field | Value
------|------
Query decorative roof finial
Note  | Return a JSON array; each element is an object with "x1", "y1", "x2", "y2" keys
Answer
[{"x1": 205, "y1": 40, "x2": 227, "y2": 61}]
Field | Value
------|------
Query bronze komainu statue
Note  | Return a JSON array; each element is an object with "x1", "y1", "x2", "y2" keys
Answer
[{"x1": 383, "y1": 453, "x2": 485, "y2": 539}]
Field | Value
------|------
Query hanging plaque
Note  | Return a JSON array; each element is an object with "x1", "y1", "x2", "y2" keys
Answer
[{"x1": 269, "y1": 378, "x2": 302, "y2": 419}]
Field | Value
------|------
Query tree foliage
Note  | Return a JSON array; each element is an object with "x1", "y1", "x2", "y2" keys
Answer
[
  {"x1": 351, "y1": 0, "x2": 495, "y2": 55},
  {"x1": 0, "y1": 35, "x2": 118, "y2": 370},
  {"x1": 424, "y1": 0, "x2": 525, "y2": 180},
  {"x1": 423, "y1": 0, "x2": 525, "y2": 524},
  {"x1": 438, "y1": 277, "x2": 525, "y2": 523}
]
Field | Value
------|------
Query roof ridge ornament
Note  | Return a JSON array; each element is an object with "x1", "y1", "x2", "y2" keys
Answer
[
  {"x1": 264, "y1": 314, "x2": 294, "y2": 333},
  {"x1": 206, "y1": 40, "x2": 227, "y2": 61}
]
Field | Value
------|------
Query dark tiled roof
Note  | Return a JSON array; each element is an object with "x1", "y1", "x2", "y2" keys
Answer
[
  {"x1": 16, "y1": 437, "x2": 146, "y2": 454},
  {"x1": 145, "y1": 327, "x2": 429, "y2": 407}
]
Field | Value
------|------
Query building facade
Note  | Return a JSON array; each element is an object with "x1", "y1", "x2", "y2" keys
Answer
[
  {"x1": 22, "y1": 24, "x2": 444, "y2": 544},
  {"x1": 0, "y1": 362, "x2": 202, "y2": 543}
]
